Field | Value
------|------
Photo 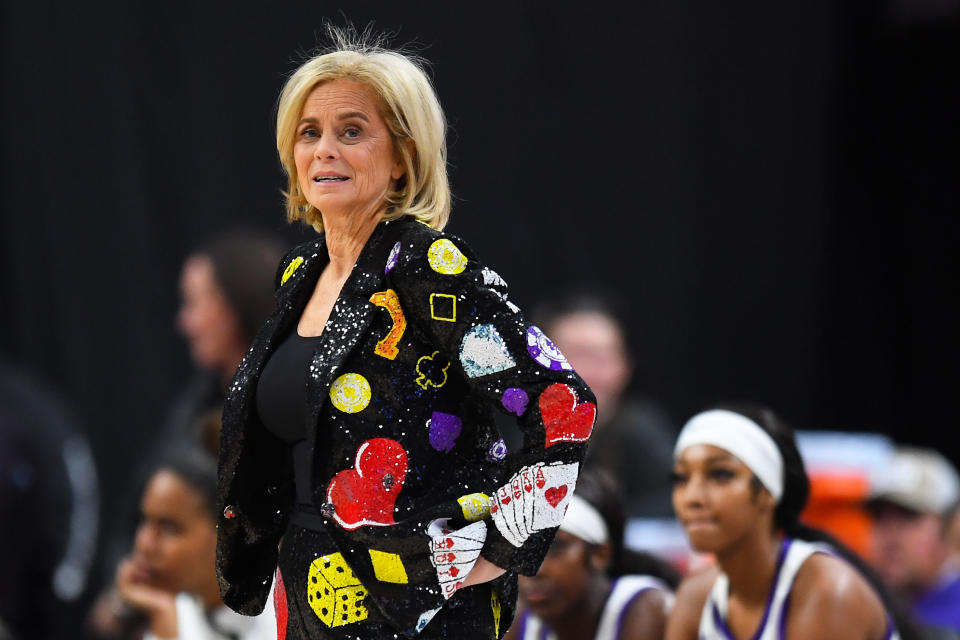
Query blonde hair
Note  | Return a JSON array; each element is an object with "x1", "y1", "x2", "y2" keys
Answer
[{"x1": 276, "y1": 29, "x2": 450, "y2": 233}]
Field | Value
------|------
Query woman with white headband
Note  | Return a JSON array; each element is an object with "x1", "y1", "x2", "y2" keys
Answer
[
  {"x1": 506, "y1": 470, "x2": 677, "y2": 640},
  {"x1": 666, "y1": 405, "x2": 916, "y2": 640}
]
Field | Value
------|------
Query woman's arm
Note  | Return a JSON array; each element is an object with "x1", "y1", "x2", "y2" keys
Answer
[
  {"x1": 786, "y1": 554, "x2": 890, "y2": 640},
  {"x1": 620, "y1": 589, "x2": 669, "y2": 640},
  {"x1": 664, "y1": 566, "x2": 716, "y2": 640}
]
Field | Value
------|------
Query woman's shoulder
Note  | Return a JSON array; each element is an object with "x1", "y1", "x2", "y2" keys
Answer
[
  {"x1": 787, "y1": 549, "x2": 889, "y2": 638},
  {"x1": 665, "y1": 565, "x2": 718, "y2": 640},
  {"x1": 616, "y1": 578, "x2": 671, "y2": 640}
]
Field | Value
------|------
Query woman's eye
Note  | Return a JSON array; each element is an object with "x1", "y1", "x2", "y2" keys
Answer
[
  {"x1": 300, "y1": 128, "x2": 318, "y2": 139},
  {"x1": 669, "y1": 471, "x2": 688, "y2": 486},
  {"x1": 708, "y1": 468, "x2": 735, "y2": 482},
  {"x1": 342, "y1": 127, "x2": 361, "y2": 139}
]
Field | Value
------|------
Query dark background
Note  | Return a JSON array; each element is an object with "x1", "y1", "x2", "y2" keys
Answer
[{"x1": 1, "y1": 0, "x2": 957, "y2": 559}]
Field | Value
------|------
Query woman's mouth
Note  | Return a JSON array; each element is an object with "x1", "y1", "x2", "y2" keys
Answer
[{"x1": 313, "y1": 175, "x2": 349, "y2": 183}]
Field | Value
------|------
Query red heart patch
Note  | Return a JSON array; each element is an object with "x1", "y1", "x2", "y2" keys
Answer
[
  {"x1": 539, "y1": 383, "x2": 596, "y2": 448},
  {"x1": 545, "y1": 485, "x2": 568, "y2": 508},
  {"x1": 326, "y1": 438, "x2": 408, "y2": 530}
]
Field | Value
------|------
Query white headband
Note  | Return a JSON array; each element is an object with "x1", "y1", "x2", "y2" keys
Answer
[
  {"x1": 674, "y1": 409, "x2": 784, "y2": 502},
  {"x1": 559, "y1": 495, "x2": 609, "y2": 545}
]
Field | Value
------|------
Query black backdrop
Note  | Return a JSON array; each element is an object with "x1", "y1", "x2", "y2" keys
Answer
[{"x1": 2, "y1": 2, "x2": 957, "y2": 535}]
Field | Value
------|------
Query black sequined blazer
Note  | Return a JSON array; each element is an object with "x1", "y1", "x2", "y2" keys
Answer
[{"x1": 216, "y1": 217, "x2": 596, "y2": 635}]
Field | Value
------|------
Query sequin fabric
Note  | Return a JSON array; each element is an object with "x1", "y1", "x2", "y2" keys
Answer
[{"x1": 216, "y1": 218, "x2": 595, "y2": 638}]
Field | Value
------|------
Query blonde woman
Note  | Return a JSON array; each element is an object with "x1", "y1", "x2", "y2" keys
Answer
[{"x1": 216, "y1": 30, "x2": 596, "y2": 639}]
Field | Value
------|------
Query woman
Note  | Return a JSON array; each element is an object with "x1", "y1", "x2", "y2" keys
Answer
[
  {"x1": 216, "y1": 30, "x2": 596, "y2": 640},
  {"x1": 666, "y1": 406, "x2": 914, "y2": 640},
  {"x1": 116, "y1": 449, "x2": 276, "y2": 639},
  {"x1": 507, "y1": 470, "x2": 676, "y2": 640}
]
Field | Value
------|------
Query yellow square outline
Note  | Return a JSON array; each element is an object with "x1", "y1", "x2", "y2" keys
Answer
[{"x1": 429, "y1": 293, "x2": 457, "y2": 322}]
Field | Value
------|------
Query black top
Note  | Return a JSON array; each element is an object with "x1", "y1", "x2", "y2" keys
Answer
[{"x1": 255, "y1": 326, "x2": 321, "y2": 506}]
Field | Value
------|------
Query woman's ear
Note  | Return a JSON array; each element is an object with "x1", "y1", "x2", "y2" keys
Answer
[
  {"x1": 589, "y1": 542, "x2": 613, "y2": 573},
  {"x1": 391, "y1": 138, "x2": 415, "y2": 181}
]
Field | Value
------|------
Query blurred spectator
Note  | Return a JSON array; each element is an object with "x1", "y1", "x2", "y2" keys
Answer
[
  {"x1": 867, "y1": 447, "x2": 960, "y2": 633},
  {"x1": 534, "y1": 294, "x2": 677, "y2": 517},
  {"x1": 0, "y1": 359, "x2": 99, "y2": 640},
  {"x1": 88, "y1": 448, "x2": 276, "y2": 640},
  {"x1": 507, "y1": 470, "x2": 677, "y2": 640}
]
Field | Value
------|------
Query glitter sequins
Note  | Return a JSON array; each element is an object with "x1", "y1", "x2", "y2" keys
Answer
[
  {"x1": 385, "y1": 241, "x2": 401, "y2": 274},
  {"x1": 369, "y1": 289, "x2": 406, "y2": 360},
  {"x1": 281, "y1": 256, "x2": 304, "y2": 285},
  {"x1": 329, "y1": 373, "x2": 372, "y2": 414},
  {"x1": 415, "y1": 351, "x2": 450, "y2": 390},
  {"x1": 539, "y1": 383, "x2": 596, "y2": 448},
  {"x1": 427, "y1": 239, "x2": 468, "y2": 275},
  {"x1": 367, "y1": 549, "x2": 409, "y2": 584},
  {"x1": 460, "y1": 324, "x2": 515, "y2": 378},
  {"x1": 501, "y1": 388, "x2": 529, "y2": 416},
  {"x1": 427, "y1": 411, "x2": 462, "y2": 452},
  {"x1": 429, "y1": 293, "x2": 457, "y2": 322},
  {"x1": 326, "y1": 438, "x2": 408, "y2": 530},
  {"x1": 526, "y1": 325, "x2": 573, "y2": 371}
]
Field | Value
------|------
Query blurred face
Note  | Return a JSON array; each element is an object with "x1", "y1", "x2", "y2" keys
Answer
[
  {"x1": 547, "y1": 312, "x2": 630, "y2": 417},
  {"x1": 177, "y1": 255, "x2": 245, "y2": 371},
  {"x1": 293, "y1": 79, "x2": 404, "y2": 219},
  {"x1": 672, "y1": 444, "x2": 775, "y2": 554},
  {"x1": 870, "y1": 501, "x2": 947, "y2": 593},
  {"x1": 518, "y1": 531, "x2": 607, "y2": 624},
  {"x1": 130, "y1": 471, "x2": 217, "y2": 596}
]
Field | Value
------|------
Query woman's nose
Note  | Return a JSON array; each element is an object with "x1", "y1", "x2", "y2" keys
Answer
[{"x1": 314, "y1": 130, "x2": 339, "y2": 160}]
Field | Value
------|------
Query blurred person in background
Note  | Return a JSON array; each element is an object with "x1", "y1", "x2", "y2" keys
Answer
[
  {"x1": 0, "y1": 359, "x2": 99, "y2": 640},
  {"x1": 91, "y1": 448, "x2": 276, "y2": 640},
  {"x1": 867, "y1": 447, "x2": 960, "y2": 634},
  {"x1": 667, "y1": 405, "x2": 918, "y2": 640},
  {"x1": 533, "y1": 294, "x2": 676, "y2": 518},
  {"x1": 506, "y1": 469, "x2": 677, "y2": 640}
]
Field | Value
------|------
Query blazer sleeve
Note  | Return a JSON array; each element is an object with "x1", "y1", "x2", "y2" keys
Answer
[{"x1": 388, "y1": 224, "x2": 597, "y2": 575}]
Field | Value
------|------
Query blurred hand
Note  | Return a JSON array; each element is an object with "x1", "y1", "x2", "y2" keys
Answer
[
  {"x1": 461, "y1": 557, "x2": 506, "y2": 588},
  {"x1": 116, "y1": 556, "x2": 178, "y2": 638}
]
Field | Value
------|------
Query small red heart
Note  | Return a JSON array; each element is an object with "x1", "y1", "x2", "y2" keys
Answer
[
  {"x1": 539, "y1": 384, "x2": 596, "y2": 448},
  {"x1": 326, "y1": 438, "x2": 408, "y2": 530},
  {"x1": 449, "y1": 566, "x2": 460, "y2": 577},
  {"x1": 544, "y1": 485, "x2": 568, "y2": 508},
  {"x1": 502, "y1": 496, "x2": 511, "y2": 505}
]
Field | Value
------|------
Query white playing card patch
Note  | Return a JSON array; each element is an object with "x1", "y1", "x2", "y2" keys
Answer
[
  {"x1": 489, "y1": 461, "x2": 579, "y2": 547},
  {"x1": 427, "y1": 518, "x2": 487, "y2": 600}
]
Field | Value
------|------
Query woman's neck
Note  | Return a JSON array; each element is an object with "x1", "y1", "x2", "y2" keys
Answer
[
  {"x1": 716, "y1": 528, "x2": 782, "y2": 607},
  {"x1": 550, "y1": 576, "x2": 611, "y2": 640},
  {"x1": 321, "y1": 209, "x2": 383, "y2": 275}
]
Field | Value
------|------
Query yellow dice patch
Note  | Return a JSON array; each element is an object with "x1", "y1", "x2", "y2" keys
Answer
[
  {"x1": 281, "y1": 256, "x2": 304, "y2": 285},
  {"x1": 368, "y1": 549, "x2": 408, "y2": 584},
  {"x1": 307, "y1": 553, "x2": 369, "y2": 627},
  {"x1": 458, "y1": 493, "x2": 491, "y2": 522}
]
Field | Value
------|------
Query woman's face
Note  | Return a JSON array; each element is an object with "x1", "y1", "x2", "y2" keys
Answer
[
  {"x1": 293, "y1": 79, "x2": 405, "y2": 220},
  {"x1": 518, "y1": 531, "x2": 606, "y2": 624},
  {"x1": 672, "y1": 444, "x2": 774, "y2": 553},
  {"x1": 176, "y1": 254, "x2": 244, "y2": 371},
  {"x1": 129, "y1": 471, "x2": 217, "y2": 596}
]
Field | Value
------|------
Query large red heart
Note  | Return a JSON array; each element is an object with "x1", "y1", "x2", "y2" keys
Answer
[
  {"x1": 544, "y1": 485, "x2": 568, "y2": 508},
  {"x1": 326, "y1": 438, "x2": 408, "y2": 530},
  {"x1": 539, "y1": 383, "x2": 596, "y2": 448}
]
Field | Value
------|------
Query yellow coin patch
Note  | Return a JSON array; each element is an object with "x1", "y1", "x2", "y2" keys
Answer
[
  {"x1": 368, "y1": 549, "x2": 409, "y2": 584},
  {"x1": 427, "y1": 239, "x2": 468, "y2": 275},
  {"x1": 329, "y1": 373, "x2": 371, "y2": 414},
  {"x1": 458, "y1": 493, "x2": 491, "y2": 522}
]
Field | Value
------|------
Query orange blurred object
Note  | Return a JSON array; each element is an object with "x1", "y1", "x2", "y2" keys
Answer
[{"x1": 800, "y1": 471, "x2": 874, "y2": 561}]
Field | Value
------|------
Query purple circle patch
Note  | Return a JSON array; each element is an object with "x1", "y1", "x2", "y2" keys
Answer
[
  {"x1": 487, "y1": 438, "x2": 508, "y2": 462},
  {"x1": 385, "y1": 241, "x2": 401, "y2": 274},
  {"x1": 501, "y1": 388, "x2": 529, "y2": 416},
  {"x1": 525, "y1": 325, "x2": 572, "y2": 371}
]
